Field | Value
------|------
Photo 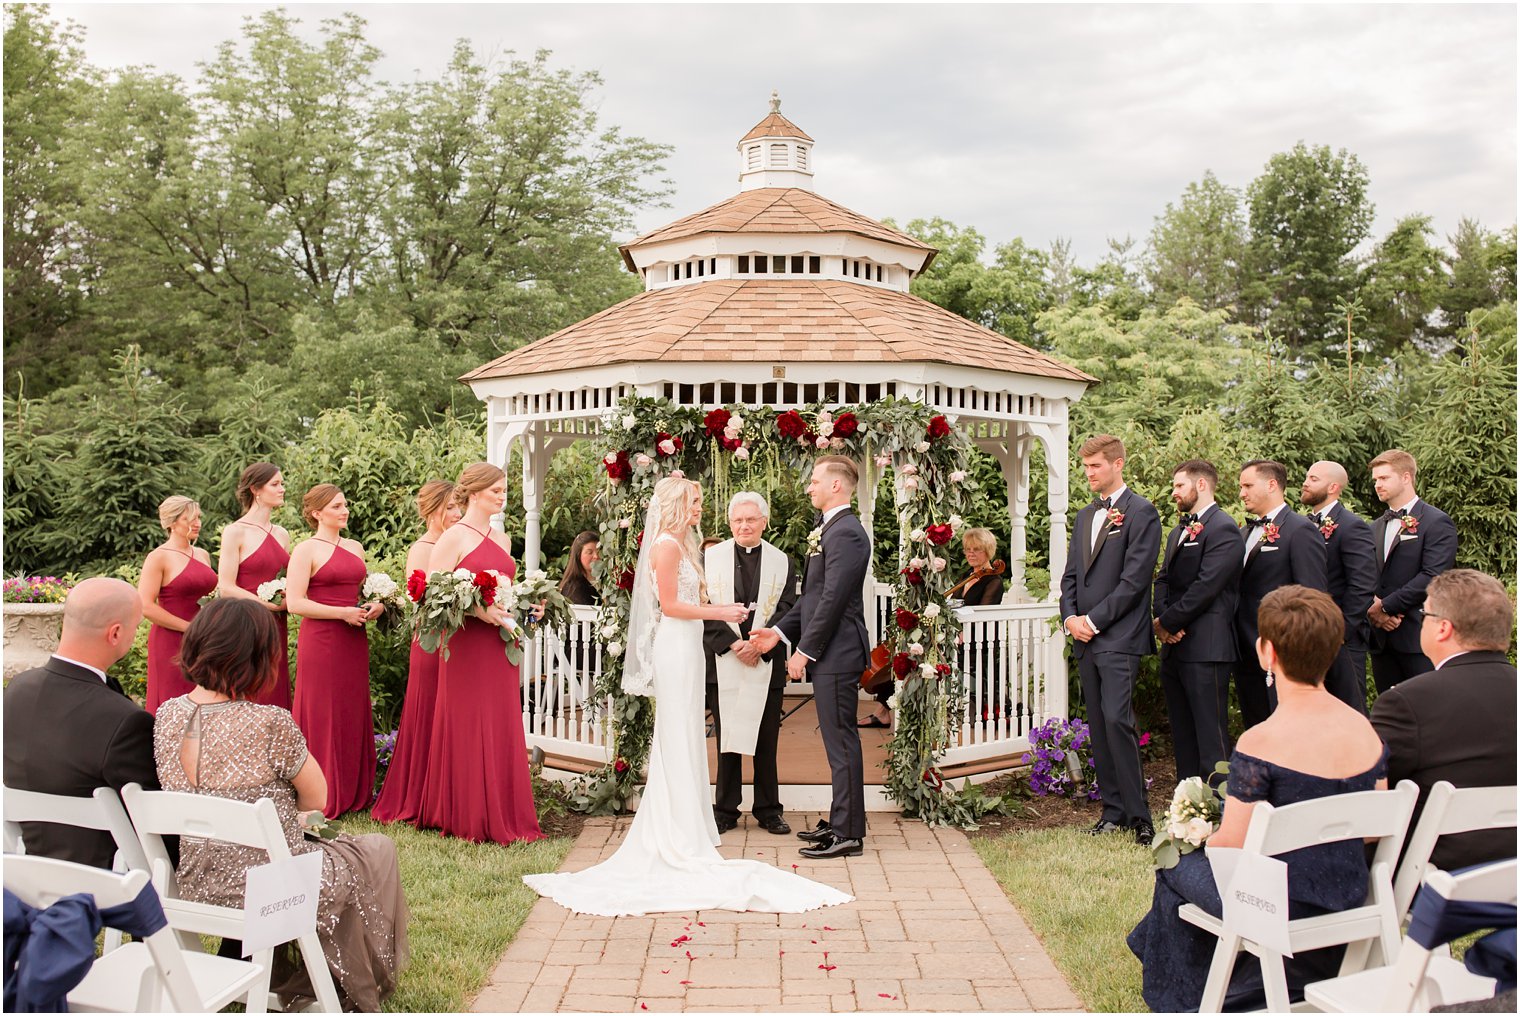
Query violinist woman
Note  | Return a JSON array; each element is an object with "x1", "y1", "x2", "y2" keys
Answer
[{"x1": 958, "y1": 528, "x2": 1007, "y2": 721}]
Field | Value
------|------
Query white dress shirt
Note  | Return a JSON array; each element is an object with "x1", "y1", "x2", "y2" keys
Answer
[
  {"x1": 1244, "y1": 502, "x2": 1287, "y2": 562},
  {"x1": 51, "y1": 654, "x2": 108, "y2": 684},
  {"x1": 1091, "y1": 484, "x2": 1127, "y2": 552},
  {"x1": 1383, "y1": 498, "x2": 1419, "y2": 558}
]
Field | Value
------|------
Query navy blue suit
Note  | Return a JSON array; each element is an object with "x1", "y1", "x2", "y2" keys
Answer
[
  {"x1": 773, "y1": 507, "x2": 871, "y2": 839},
  {"x1": 1370, "y1": 499, "x2": 1458, "y2": 692},
  {"x1": 1153, "y1": 503, "x2": 1243, "y2": 781},
  {"x1": 1060, "y1": 487, "x2": 1162, "y2": 828},
  {"x1": 1313, "y1": 502, "x2": 1376, "y2": 712},
  {"x1": 1233, "y1": 507, "x2": 1328, "y2": 728}
]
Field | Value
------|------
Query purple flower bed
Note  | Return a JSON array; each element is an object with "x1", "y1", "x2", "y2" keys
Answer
[
  {"x1": 1022, "y1": 717, "x2": 1101, "y2": 800},
  {"x1": 2, "y1": 577, "x2": 71, "y2": 604},
  {"x1": 373, "y1": 729, "x2": 399, "y2": 795}
]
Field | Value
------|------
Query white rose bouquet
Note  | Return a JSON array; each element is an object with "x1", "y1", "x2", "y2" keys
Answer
[
  {"x1": 499, "y1": 568, "x2": 576, "y2": 633},
  {"x1": 1151, "y1": 767, "x2": 1229, "y2": 869},
  {"x1": 361, "y1": 571, "x2": 409, "y2": 637},
  {"x1": 256, "y1": 576, "x2": 286, "y2": 605}
]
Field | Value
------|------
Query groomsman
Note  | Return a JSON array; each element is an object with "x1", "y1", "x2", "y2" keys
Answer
[
  {"x1": 1234, "y1": 459, "x2": 1328, "y2": 728},
  {"x1": 1153, "y1": 460, "x2": 1243, "y2": 784},
  {"x1": 1367, "y1": 449, "x2": 1459, "y2": 693},
  {"x1": 1299, "y1": 461, "x2": 1377, "y2": 713},
  {"x1": 1060, "y1": 435, "x2": 1161, "y2": 844}
]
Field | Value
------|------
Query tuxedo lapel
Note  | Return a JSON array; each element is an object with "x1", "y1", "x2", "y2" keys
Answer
[
  {"x1": 1163, "y1": 523, "x2": 1184, "y2": 569},
  {"x1": 1243, "y1": 521, "x2": 1265, "y2": 570},
  {"x1": 1079, "y1": 504, "x2": 1095, "y2": 572},
  {"x1": 1084, "y1": 496, "x2": 1119, "y2": 576}
]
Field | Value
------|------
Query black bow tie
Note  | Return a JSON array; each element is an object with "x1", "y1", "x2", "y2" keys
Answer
[
  {"x1": 1309, "y1": 512, "x2": 1324, "y2": 526},
  {"x1": 105, "y1": 674, "x2": 126, "y2": 697},
  {"x1": 1244, "y1": 515, "x2": 1268, "y2": 530},
  {"x1": 1378, "y1": 509, "x2": 1402, "y2": 524},
  {"x1": 1179, "y1": 513, "x2": 1198, "y2": 526},
  {"x1": 1096, "y1": 497, "x2": 1113, "y2": 511},
  {"x1": 812, "y1": 512, "x2": 825, "y2": 529}
]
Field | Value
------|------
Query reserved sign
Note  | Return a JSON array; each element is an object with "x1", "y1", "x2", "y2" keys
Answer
[
  {"x1": 1207, "y1": 845, "x2": 1292, "y2": 956},
  {"x1": 242, "y1": 851, "x2": 323, "y2": 956}
]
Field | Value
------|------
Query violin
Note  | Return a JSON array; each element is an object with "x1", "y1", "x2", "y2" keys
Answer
[{"x1": 859, "y1": 560, "x2": 1007, "y2": 692}]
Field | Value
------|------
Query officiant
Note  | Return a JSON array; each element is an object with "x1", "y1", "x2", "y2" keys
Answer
[{"x1": 703, "y1": 491, "x2": 799, "y2": 836}]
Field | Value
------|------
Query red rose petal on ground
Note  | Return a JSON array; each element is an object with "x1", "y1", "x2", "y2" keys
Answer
[
  {"x1": 819, "y1": 963, "x2": 836, "y2": 971},
  {"x1": 823, "y1": 926, "x2": 834, "y2": 931},
  {"x1": 660, "y1": 969, "x2": 669, "y2": 975},
  {"x1": 878, "y1": 993, "x2": 898, "y2": 1000},
  {"x1": 680, "y1": 980, "x2": 693, "y2": 985},
  {"x1": 697, "y1": 921, "x2": 705, "y2": 927},
  {"x1": 810, "y1": 939, "x2": 817, "y2": 944},
  {"x1": 685, "y1": 951, "x2": 694, "y2": 960},
  {"x1": 641, "y1": 1005, "x2": 648, "y2": 1010}
]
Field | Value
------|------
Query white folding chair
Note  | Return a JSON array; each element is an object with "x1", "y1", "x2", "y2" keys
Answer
[
  {"x1": 4, "y1": 784, "x2": 154, "y2": 953},
  {"x1": 1393, "y1": 782, "x2": 1518, "y2": 921},
  {"x1": 120, "y1": 784, "x2": 343, "y2": 1013},
  {"x1": 1181, "y1": 779, "x2": 1420, "y2": 1012},
  {"x1": 1305, "y1": 858, "x2": 1517, "y2": 1012},
  {"x1": 4, "y1": 854, "x2": 264, "y2": 1012}
]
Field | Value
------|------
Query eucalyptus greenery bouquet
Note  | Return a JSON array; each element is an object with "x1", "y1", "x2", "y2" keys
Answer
[
  {"x1": 361, "y1": 570, "x2": 409, "y2": 638},
  {"x1": 497, "y1": 568, "x2": 575, "y2": 634},
  {"x1": 1151, "y1": 763, "x2": 1230, "y2": 869},
  {"x1": 413, "y1": 568, "x2": 520, "y2": 662}
]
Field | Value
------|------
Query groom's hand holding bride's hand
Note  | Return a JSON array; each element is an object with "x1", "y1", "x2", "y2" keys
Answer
[{"x1": 748, "y1": 628, "x2": 780, "y2": 653}]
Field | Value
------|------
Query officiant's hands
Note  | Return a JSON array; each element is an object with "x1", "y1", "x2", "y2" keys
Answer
[
  {"x1": 748, "y1": 627, "x2": 780, "y2": 653},
  {"x1": 729, "y1": 639, "x2": 763, "y2": 666}
]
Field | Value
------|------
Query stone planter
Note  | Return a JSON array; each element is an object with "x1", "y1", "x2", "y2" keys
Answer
[{"x1": 3, "y1": 602, "x2": 66, "y2": 682}]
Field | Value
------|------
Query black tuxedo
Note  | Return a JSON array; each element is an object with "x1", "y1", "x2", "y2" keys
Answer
[
  {"x1": 773, "y1": 507, "x2": 872, "y2": 839},
  {"x1": 1233, "y1": 506, "x2": 1328, "y2": 727},
  {"x1": 1153, "y1": 503, "x2": 1243, "y2": 781},
  {"x1": 1371, "y1": 651, "x2": 1517, "y2": 871},
  {"x1": 3, "y1": 657, "x2": 161, "y2": 869},
  {"x1": 1313, "y1": 502, "x2": 1377, "y2": 712},
  {"x1": 1059, "y1": 487, "x2": 1162, "y2": 828},
  {"x1": 703, "y1": 542, "x2": 798, "y2": 822},
  {"x1": 1370, "y1": 499, "x2": 1458, "y2": 692}
]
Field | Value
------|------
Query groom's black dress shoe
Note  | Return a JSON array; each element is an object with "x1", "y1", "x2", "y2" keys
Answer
[
  {"x1": 758, "y1": 815, "x2": 792, "y2": 835},
  {"x1": 799, "y1": 834, "x2": 863, "y2": 859},
  {"x1": 797, "y1": 820, "x2": 833, "y2": 843}
]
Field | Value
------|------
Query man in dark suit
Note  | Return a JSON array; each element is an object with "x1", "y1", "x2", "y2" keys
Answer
[
  {"x1": 1153, "y1": 459, "x2": 1243, "y2": 784},
  {"x1": 751, "y1": 456, "x2": 872, "y2": 859},
  {"x1": 1372, "y1": 569, "x2": 1517, "y2": 871},
  {"x1": 1233, "y1": 459, "x2": 1328, "y2": 728},
  {"x1": 1060, "y1": 434, "x2": 1162, "y2": 844},
  {"x1": 703, "y1": 491, "x2": 799, "y2": 835},
  {"x1": 1366, "y1": 449, "x2": 1459, "y2": 694},
  {"x1": 1299, "y1": 460, "x2": 1377, "y2": 713},
  {"x1": 3, "y1": 577, "x2": 156, "y2": 869}
]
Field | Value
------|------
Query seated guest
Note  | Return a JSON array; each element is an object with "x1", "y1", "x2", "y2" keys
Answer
[
  {"x1": 558, "y1": 530, "x2": 601, "y2": 605},
  {"x1": 956, "y1": 528, "x2": 1006, "y2": 606},
  {"x1": 1372, "y1": 569, "x2": 1518, "y2": 872},
  {"x1": 3, "y1": 577, "x2": 155, "y2": 868},
  {"x1": 154, "y1": 598, "x2": 408, "y2": 1011},
  {"x1": 1128, "y1": 586, "x2": 1388, "y2": 1012}
]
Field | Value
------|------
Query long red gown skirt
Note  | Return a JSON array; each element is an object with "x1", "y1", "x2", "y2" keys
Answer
[
  {"x1": 292, "y1": 546, "x2": 376, "y2": 819},
  {"x1": 235, "y1": 530, "x2": 294, "y2": 710},
  {"x1": 419, "y1": 538, "x2": 544, "y2": 845},
  {"x1": 145, "y1": 554, "x2": 218, "y2": 715},
  {"x1": 370, "y1": 638, "x2": 438, "y2": 824}
]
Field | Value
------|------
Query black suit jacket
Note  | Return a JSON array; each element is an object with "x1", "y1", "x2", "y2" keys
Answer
[
  {"x1": 1153, "y1": 503, "x2": 1243, "y2": 663},
  {"x1": 1060, "y1": 487, "x2": 1163, "y2": 658},
  {"x1": 704, "y1": 545, "x2": 799, "y2": 689},
  {"x1": 1370, "y1": 651, "x2": 1517, "y2": 871},
  {"x1": 1235, "y1": 507, "x2": 1329, "y2": 652},
  {"x1": 1318, "y1": 503, "x2": 1376, "y2": 651},
  {"x1": 1372, "y1": 499, "x2": 1459, "y2": 654},
  {"x1": 3, "y1": 657, "x2": 161, "y2": 869},
  {"x1": 774, "y1": 508, "x2": 872, "y2": 675}
]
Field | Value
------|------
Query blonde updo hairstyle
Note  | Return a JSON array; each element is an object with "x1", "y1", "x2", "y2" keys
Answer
[
  {"x1": 648, "y1": 475, "x2": 707, "y2": 599},
  {"x1": 302, "y1": 484, "x2": 342, "y2": 530},
  {"x1": 452, "y1": 462, "x2": 506, "y2": 512},
  {"x1": 159, "y1": 495, "x2": 201, "y2": 532},
  {"x1": 416, "y1": 480, "x2": 456, "y2": 523}
]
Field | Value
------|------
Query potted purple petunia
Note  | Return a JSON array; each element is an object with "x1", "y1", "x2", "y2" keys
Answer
[{"x1": 3, "y1": 577, "x2": 72, "y2": 682}]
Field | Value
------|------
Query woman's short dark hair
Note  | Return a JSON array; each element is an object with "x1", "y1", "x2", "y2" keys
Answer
[
  {"x1": 178, "y1": 598, "x2": 282, "y2": 699},
  {"x1": 1257, "y1": 586, "x2": 1343, "y2": 686},
  {"x1": 559, "y1": 530, "x2": 599, "y2": 594}
]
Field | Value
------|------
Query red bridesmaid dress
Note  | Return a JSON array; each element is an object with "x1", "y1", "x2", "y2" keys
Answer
[
  {"x1": 145, "y1": 551, "x2": 218, "y2": 715},
  {"x1": 370, "y1": 635, "x2": 438, "y2": 824},
  {"x1": 234, "y1": 525, "x2": 294, "y2": 710},
  {"x1": 419, "y1": 532, "x2": 543, "y2": 845},
  {"x1": 292, "y1": 544, "x2": 376, "y2": 819}
]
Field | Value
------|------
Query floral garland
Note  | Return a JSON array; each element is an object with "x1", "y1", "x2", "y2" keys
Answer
[{"x1": 568, "y1": 394, "x2": 996, "y2": 827}]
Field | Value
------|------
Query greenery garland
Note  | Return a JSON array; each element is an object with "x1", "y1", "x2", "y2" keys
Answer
[{"x1": 566, "y1": 394, "x2": 1006, "y2": 827}]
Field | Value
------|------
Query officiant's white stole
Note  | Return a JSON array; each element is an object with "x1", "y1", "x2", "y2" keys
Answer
[{"x1": 704, "y1": 538, "x2": 788, "y2": 756}]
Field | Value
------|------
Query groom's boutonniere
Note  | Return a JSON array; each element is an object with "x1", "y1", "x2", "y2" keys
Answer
[
  {"x1": 1106, "y1": 507, "x2": 1125, "y2": 530},
  {"x1": 1400, "y1": 514, "x2": 1419, "y2": 534},
  {"x1": 806, "y1": 527, "x2": 823, "y2": 557},
  {"x1": 1262, "y1": 523, "x2": 1281, "y2": 544}
]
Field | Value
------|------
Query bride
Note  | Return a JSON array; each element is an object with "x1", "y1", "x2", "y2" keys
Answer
[{"x1": 523, "y1": 476, "x2": 852, "y2": 916}]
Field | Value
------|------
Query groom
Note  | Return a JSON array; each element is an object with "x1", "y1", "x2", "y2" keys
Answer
[{"x1": 750, "y1": 456, "x2": 872, "y2": 859}]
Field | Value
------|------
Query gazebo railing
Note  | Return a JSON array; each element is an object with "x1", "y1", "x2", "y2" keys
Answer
[{"x1": 520, "y1": 596, "x2": 1066, "y2": 771}]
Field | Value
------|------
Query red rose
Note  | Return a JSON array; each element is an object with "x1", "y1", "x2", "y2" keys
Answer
[
  {"x1": 654, "y1": 432, "x2": 683, "y2": 458},
  {"x1": 636, "y1": 529, "x2": 644, "y2": 548},
  {"x1": 922, "y1": 767, "x2": 945, "y2": 789},
  {"x1": 472, "y1": 570, "x2": 498, "y2": 607},
  {"x1": 776, "y1": 410, "x2": 808, "y2": 439},
  {"x1": 895, "y1": 607, "x2": 919, "y2": 631},
  {"x1": 703, "y1": 408, "x2": 731, "y2": 436},
  {"x1": 891, "y1": 652, "x2": 913, "y2": 677},
  {"x1": 406, "y1": 569, "x2": 427, "y2": 603},
  {"x1": 613, "y1": 756, "x2": 630, "y2": 774},
  {"x1": 720, "y1": 435, "x2": 742, "y2": 451},
  {"x1": 926, "y1": 415, "x2": 951, "y2": 441},
  {"x1": 833, "y1": 412, "x2": 859, "y2": 439},
  {"x1": 605, "y1": 450, "x2": 632, "y2": 482},
  {"x1": 616, "y1": 568, "x2": 636, "y2": 592},
  {"x1": 900, "y1": 566, "x2": 924, "y2": 586},
  {"x1": 925, "y1": 524, "x2": 954, "y2": 546},
  {"x1": 935, "y1": 663, "x2": 952, "y2": 679}
]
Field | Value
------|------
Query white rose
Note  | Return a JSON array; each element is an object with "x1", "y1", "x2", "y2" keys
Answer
[
  {"x1": 1184, "y1": 817, "x2": 1213, "y2": 846},
  {"x1": 908, "y1": 642, "x2": 925, "y2": 657},
  {"x1": 603, "y1": 452, "x2": 618, "y2": 465},
  {"x1": 622, "y1": 414, "x2": 637, "y2": 430},
  {"x1": 729, "y1": 414, "x2": 745, "y2": 431},
  {"x1": 910, "y1": 557, "x2": 927, "y2": 569},
  {"x1": 923, "y1": 603, "x2": 941, "y2": 620},
  {"x1": 734, "y1": 446, "x2": 750, "y2": 461},
  {"x1": 948, "y1": 514, "x2": 966, "y2": 530},
  {"x1": 949, "y1": 470, "x2": 967, "y2": 483},
  {"x1": 818, "y1": 420, "x2": 834, "y2": 438},
  {"x1": 904, "y1": 476, "x2": 919, "y2": 491},
  {"x1": 607, "y1": 641, "x2": 624, "y2": 657},
  {"x1": 886, "y1": 693, "x2": 899, "y2": 712},
  {"x1": 909, "y1": 529, "x2": 926, "y2": 542},
  {"x1": 919, "y1": 663, "x2": 936, "y2": 679},
  {"x1": 929, "y1": 556, "x2": 947, "y2": 573},
  {"x1": 830, "y1": 437, "x2": 845, "y2": 449},
  {"x1": 601, "y1": 625, "x2": 617, "y2": 639},
  {"x1": 668, "y1": 469, "x2": 685, "y2": 479},
  {"x1": 723, "y1": 426, "x2": 739, "y2": 441},
  {"x1": 635, "y1": 453, "x2": 653, "y2": 467},
  {"x1": 901, "y1": 463, "x2": 918, "y2": 476},
  {"x1": 915, "y1": 441, "x2": 931, "y2": 453},
  {"x1": 452, "y1": 568, "x2": 472, "y2": 580},
  {"x1": 814, "y1": 436, "x2": 830, "y2": 449},
  {"x1": 657, "y1": 439, "x2": 676, "y2": 455},
  {"x1": 874, "y1": 454, "x2": 892, "y2": 467},
  {"x1": 618, "y1": 517, "x2": 632, "y2": 529}
]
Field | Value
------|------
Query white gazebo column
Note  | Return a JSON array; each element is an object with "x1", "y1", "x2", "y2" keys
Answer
[
  {"x1": 1041, "y1": 420, "x2": 1070, "y2": 601},
  {"x1": 519, "y1": 423, "x2": 551, "y2": 572},
  {"x1": 1007, "y1": 429, "x2": 1032, "y2": 603}
]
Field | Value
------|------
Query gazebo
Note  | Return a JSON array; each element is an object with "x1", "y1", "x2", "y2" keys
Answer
[{"x1": 462, "y1": 96, "x2": 1095, "y2": 800}]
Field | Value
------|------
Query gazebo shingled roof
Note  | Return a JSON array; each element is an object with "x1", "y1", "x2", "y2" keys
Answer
[{"x1": 740, "y1": 110, "x2": 814, "y2": 143}]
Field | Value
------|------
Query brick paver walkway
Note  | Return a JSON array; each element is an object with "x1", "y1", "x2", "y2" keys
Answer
[{"x1": 472, "y1": 813, "x2": 1084, "y2": 1013}]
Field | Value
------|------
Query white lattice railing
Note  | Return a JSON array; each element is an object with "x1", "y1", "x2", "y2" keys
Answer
[{"x1": 520, "y1": 592, "x2": 1067, "y2": 770}]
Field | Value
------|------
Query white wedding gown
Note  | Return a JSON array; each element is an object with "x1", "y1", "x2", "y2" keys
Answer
[{"x1": 523, "y1": 542, "x2": 853, "y2": 916}]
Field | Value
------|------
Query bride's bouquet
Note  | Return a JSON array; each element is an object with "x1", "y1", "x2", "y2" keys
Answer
[
  {"x1": 1150, "y1": 764, "x2": 1229, "y2": 869},
  {"x1": 412, "y1": 567, "x2": 523, "y2": 662}
]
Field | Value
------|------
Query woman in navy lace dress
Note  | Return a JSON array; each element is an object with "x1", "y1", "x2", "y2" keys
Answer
[{"x1": 1127, "y1": 586, "x2": 1389, "y2": 1011}]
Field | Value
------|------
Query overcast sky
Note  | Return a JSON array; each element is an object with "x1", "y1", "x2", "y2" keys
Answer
[{"x1": 58, "y1": 3, "x2": 1517, "y2": 263}]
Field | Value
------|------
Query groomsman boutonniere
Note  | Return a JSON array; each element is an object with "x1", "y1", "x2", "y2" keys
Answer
[
  {"x1": 806, "y1": 527, "x2": 823, "y2": 557},
  {"x1": 1262, "y1": 523, "x2": 1281, "y2": 544},
  {"x1": 1183, "y1": 520, "x2": 1204, "y2": 541},
  {"x1": 1106, "y1": 507, "x2": 1125, "y2": 530},
  {"x1": 1400, "y1": 514, "x2": 1419, "y2": 535},
  {"x1": 1318, "y1": 517, "x2": 1338, "y2": 539}
]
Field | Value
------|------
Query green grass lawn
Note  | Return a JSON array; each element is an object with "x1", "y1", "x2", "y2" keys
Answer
[
  {"x1": 973, "y1": 826, "x2": 1154, "y2": 1013},
  {"x1": 338, "y1": 815, "x2": 572, "y2": 1013}
]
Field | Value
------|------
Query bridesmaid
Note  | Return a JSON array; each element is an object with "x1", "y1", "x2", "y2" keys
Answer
[
  {"x1": 287, "y1": 484, "x2": 384, "y2": 819},
  {"x1": 418, "y1": 463, "x2": 544, "y2": 845},
  {"x1": 372, "y1": 480, "x2": 460, "y2": 825},
  {"x1": 217, "y1": 462, "x2": 294, "y2": 709},
  {"x1": 139, "y1": 496, "x2": 218, "y2": 714}
]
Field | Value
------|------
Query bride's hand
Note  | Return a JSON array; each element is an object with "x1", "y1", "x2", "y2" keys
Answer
[{"x1": 715, "y1": 603, "x2": 750, "y2": 624}]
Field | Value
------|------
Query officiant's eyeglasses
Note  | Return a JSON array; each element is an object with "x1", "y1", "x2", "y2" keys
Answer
[{"x1": 1416, "y1": 609, "x2": 1445, "y2": 624}]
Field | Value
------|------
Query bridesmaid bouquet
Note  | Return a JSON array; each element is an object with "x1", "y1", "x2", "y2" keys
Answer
[
  {"x1": 1150, "y1": 764, "x2": 1229, "y2": 869},
  {"x1": 413, "y1": 568, "x2": 522, "y2": 662},
  {"x1": 498, "y1": 569, "x2": 575, "y2": 633},
  {"x1": 256, "y1": 576, "x2": 286, "y2": 605}
]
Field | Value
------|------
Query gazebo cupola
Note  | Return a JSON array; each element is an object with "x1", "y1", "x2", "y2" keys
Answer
[{"x1": 738, "y1": 91, "x2": 816, "y2": 191}]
